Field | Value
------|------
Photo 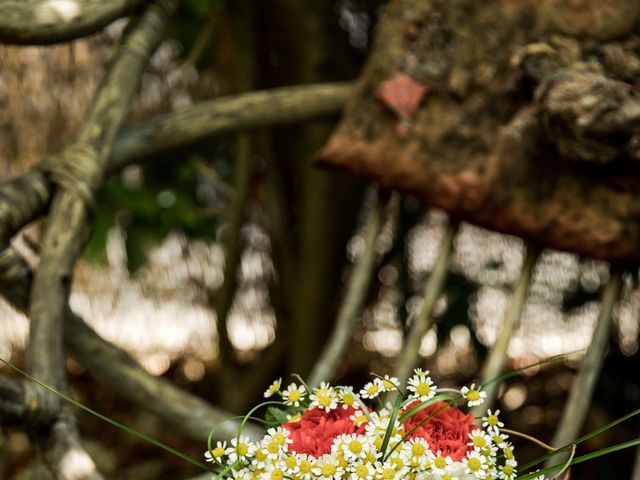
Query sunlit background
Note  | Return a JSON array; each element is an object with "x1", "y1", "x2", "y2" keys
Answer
[{"x1": 1, "y1": 1, "x2": 639, "y2": 479}]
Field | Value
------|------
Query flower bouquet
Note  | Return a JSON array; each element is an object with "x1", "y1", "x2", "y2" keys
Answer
[{"x1": 205, "y1": 370, "x2": 536, "y2": 480}]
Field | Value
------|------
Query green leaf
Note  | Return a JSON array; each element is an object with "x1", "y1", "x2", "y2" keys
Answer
[{"x1": 264, "y1": 406, "x2": 291, "y2": 428}]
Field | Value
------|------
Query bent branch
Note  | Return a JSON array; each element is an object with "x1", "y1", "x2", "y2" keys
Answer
[
  {"x1": 0, "y1": 83, "x2": 352, "y2": 247},
  {"x1": 22, "y1": 1, "x2": 178, "y2": 478},
  {"x1": 0, "y1": 245, "x2": 262, "y2": 441},
  {"x1": 0, "y1": 0, "x2": 145, "y2": 45}
]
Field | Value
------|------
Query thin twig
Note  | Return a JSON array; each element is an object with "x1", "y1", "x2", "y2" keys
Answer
[
  {"x1": 191, "y1": 155, "x2": 235, "y2": 200},
  {"x1": 307, "y1": 191, "x2": 391, "y2": 388},
  {"x1": 472, "y1": 246, "x2": 539, "y2": 415},
  {"x1": 178, "y1": 0, "x2": 225, "y2": 76},
  {"x1": 394, "y1": 220, "x2": 458, "y2": 388},
  {"x1": 551, "y1": 444, "x2": 576, "y2": 480},
  {"x1": 546, "y1": 268, "x2": 624, "y2": 469},
  {"x1": 501, "y1": 428, "x2": 556, "y2": 451}
]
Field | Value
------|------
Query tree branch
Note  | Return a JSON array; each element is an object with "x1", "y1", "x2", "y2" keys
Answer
[
  {"x1": 18, "y1": 2, "x2": 179, "y2": 478},
  {"x1": 472, "y1": 245, "x2": 539, "y2": 415},
  {"x1": 318, "y1": 0, "x2": 640, "y2": 264},
  {"x1": 546, "y1": 268, "x2": 624, "y2": 468},
  {"x1": 0, "y1": 375, "x2": 48, "y2": 426},
  {"x1": 0, "y1": 83, "x2": 352, "y2": 248},
  {"x1": 394, "y1": 220, "x2": 458, "y2": 388},
  {"x1": 29, "y1": 0, "x2": 177, "y2": 422},
  {"x1": 0, "y1": 0, "x2": 146, "y2": 45},
  {"x1": 307, "y1": 190, "x2": 390, "y2": 388},
  {"x1": 109, "y1": 82, "x2": 352, "y2": 171},
  {"x1": 0, "y1": 244, "x2": 262, "y2": 441}
]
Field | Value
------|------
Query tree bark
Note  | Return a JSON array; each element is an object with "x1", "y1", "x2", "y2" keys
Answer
[
  {"x1": 0, "y1": 0, "x2": 145, "y2": 45},
  {"x1": 319, "y1": 0, "x2": 640, "y2": 265}
]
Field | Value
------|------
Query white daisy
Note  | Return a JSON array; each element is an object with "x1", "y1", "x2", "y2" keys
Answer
[{"x1": 264, "y1": 378, "x2": 282, "y2": 398}]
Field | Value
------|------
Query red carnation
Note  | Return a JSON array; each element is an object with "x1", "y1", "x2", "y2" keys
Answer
[
  {"x1": 282, "y1": 406, "x2": 364, "y2": 457},
  {"x1": 402, "y1": 401, "x2": 477, "y2": 461}
]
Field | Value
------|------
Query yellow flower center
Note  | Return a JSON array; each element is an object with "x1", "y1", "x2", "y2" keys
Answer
[
  {"x1": 355, "y1": 465, "x2": 369, "y2": 478},
  {"x1": 434, "y1": 456, "x2": 446, "y2": 469},
  {"x1": 267, "y1": 441, "x2": 280, "y2": 454},
  {"x1": 381, "y1": 467, "x2": 396, "y2": 479},
  {"x1": 285, "y1": 456, "x2": 297, "y2": 469},
  {"x1": 255, "y1": 449, "x2": 267, "y2": 461},
  {"x1": 321, "y1": 464, "x2": 337, "y2": 477},
  {"x1": 300, "y1": 460, "x2": 312, "y2": 473},
  {"x1": 488, "y1": 415, "x2": 499, "y2": 426},
  {"x1": 342, "y1": 393, "x2": 355, "y2": 406},
  {"x1": 468, "y1": 458, "x2": 481, "y2": 471},
  {"x1": 289, "y1": 390, "x2": 301, "y2": 402},
  {"x1": 237, "y1": 443, "x2": 249, "y2": 456},
  {"x1": 383, "y1": 379, "x2": 395, "y2": 390},
  {"x1": 473, "y1": 436, "x2": 487, "y2": 448},
  {"x1": 354, "y1": 415, "x2": 368, "y2": 427},
  {"x1": 367, "y1": 384, "x2": 379, "y2": 395},
  {"x1": 273, "y1": 432, "x2": 286, "y2": 445},
  {"x1": 416, "y1": 383, "x2": 431, "y2": 396},
  {"x1": 411, "y1": 443, "x2": 426, "y2": 456},
  {"x1": 271, "y1": 469, "x2": 284, "y2": 480},
  {"x1": 466, "y1": 390, "x2": 480, "y2": 401},
  {"x1": 503, "y1": 465, "x2": 514, "y2": 475},
  {"x1": 212, "y1": 447, "x2": 225, "y2": 458},
  {"x1": 505, "y1": 447, "x2": 514, "y2": 459},
  {"x1": 349, "y1": 440, "x2": 363, "y2": 454},
  {"x1": 318, "y1": 392, "x2": 332, "y2": 407}
]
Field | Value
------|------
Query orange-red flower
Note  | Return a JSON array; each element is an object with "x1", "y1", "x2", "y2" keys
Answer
[
  {"x1": 282, "y1": 406, "x2": 364, "y2": 457},
  {"x1": 402, "y1": 401, "x2": 478, "y2": 461}
]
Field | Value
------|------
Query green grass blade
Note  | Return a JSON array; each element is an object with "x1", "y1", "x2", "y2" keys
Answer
[
  {"x1": 0, "y1": 358, "x2": 214, "y2": 472},
  {"x1": 480, "y1": 349, "x2": 585, "y2": 389},
  {"x1": 520, "y1": 407, "x2": 640, "y2": 471},
  {"x1": 518, "y1": 437, "x2": 640, "y2": 479},
  {"x1": 397, "y1": 394, "x2": 458, "y2": 423},
  {"x1": 379, "y1": 394, "x2": 402, "y2": 458}
]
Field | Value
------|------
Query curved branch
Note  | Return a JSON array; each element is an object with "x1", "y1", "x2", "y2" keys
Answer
[
  {"x1": 29, "y1": 0, "x2": 178, "y2": 418},
  {"x1": 22, "y1": 2, "x2": 178, "y2": 478},
  {"x1": 36, "y1": 409, "x2": 103, "y2": 480},
  {"x1": 109, "y1": 82, "x2": 352, "y2": 171},
  {"x1": 0, "y1": 0, "x2": 145, "y2": 45},
  {"x1": 0, "y1": 375, "x2": 48, "y2": 426},
  {"x1": 0, "y1": 245, "x2": 262, "y2": 441},
  {"x1": 0, "y1": 83, "x2": 352, "y2": 247}
]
